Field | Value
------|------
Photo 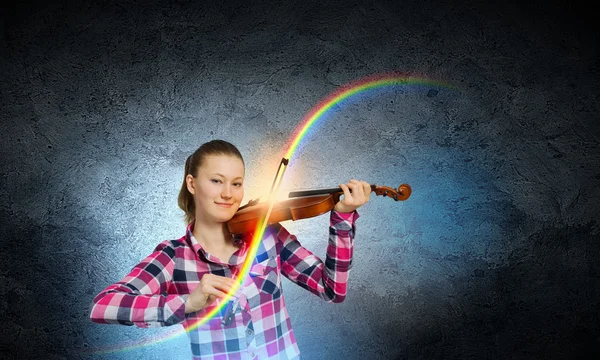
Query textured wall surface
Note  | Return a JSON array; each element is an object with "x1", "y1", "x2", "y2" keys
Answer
[{"x1": 1, "y1": 0, "x2": 599, "y2": 359}]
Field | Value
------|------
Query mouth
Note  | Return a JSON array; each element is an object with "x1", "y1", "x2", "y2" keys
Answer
[{"x1": 215, "y1": 202, "x2": 234, "y2": 208}]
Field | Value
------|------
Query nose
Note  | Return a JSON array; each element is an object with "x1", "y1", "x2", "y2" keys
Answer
[{"x1": 221, "y1": 186, "x2": 232, "y2": 199}]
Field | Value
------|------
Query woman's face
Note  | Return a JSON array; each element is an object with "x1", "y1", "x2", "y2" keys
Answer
[{"x1": 187, "y1": 154, "x2": 245, "y2": 224}]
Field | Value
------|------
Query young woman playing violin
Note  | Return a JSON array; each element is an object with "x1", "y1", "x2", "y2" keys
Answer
[{"x1": 90, "y1": 139, "x2": 371, "y2": 360}]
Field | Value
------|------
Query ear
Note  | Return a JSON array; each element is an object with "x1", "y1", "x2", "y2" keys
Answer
[{"x1": 186, "y1": 174, "x2": 196, "y2": 195}]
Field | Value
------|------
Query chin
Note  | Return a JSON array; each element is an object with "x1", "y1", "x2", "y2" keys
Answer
[{"x1": 214, "y1": 208, "x2": 238, "y2": 223}]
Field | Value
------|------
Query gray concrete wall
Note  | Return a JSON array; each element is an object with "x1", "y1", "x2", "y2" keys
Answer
[{"x1": 1, "y1": 0, "x2": 598, "y2": 359}]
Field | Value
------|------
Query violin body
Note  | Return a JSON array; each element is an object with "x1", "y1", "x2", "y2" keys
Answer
[
  {"x1": 227, "y1": 195, "x2": 335, "y2": 235},
  {"x1": 226, "y1": 184, "x2": 411, "y2": 236}
]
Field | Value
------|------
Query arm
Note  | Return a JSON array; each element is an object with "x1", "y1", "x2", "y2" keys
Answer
[
  {"x1": 278, "y1": 210, "x2": 359, "y2": 303},
  {"x1": 89, "y1": 240, "x2": 188, "y2": 328}
]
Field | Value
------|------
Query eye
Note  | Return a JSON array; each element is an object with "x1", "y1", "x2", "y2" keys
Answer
[
  {"x1": 234, "y1": 182, "x2": 243, "y2": 187},
  {"x1": 211, "y1": 179, "x2": 222, "y2": 184}
]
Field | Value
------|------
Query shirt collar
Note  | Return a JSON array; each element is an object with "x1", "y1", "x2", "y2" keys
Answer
[{"x1": 185, "y1": 220, "x2": 248, "y2": 266}]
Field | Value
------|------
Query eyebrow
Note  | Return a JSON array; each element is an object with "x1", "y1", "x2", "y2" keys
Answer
[{"x1": 211, "y1": 173, "x2": 244, "y2": 181}]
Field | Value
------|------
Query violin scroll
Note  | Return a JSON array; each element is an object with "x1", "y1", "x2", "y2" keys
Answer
[{"x1": 372, "y1": 184, "x2": 412, "y2": 201}]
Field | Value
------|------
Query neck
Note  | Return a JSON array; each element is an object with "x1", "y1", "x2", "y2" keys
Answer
[{"x1": 192, "y1": 217, "x2": 234, "y2": 249}]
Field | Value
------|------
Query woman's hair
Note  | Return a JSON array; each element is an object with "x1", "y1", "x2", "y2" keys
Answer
[{"x1": 178, "y1": 139, "x2": 244, "y2": 224}]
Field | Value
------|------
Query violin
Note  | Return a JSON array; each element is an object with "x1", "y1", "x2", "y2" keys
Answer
[{"x1": 226, "y1": 183, "x2": 412, "y2": 236}]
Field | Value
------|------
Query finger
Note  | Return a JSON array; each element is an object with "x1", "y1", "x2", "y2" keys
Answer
[
  {"x1": 213, "y1": 278, "x2": 237, "y2": 293},
  {"x1": 200, "y1": 279, "x2": 231, "y2": 297},
  {"x1": 219, "y1": 276, "x2": 238, "y2": 287},
  {"x1": 361, "y1": 181, "x2": 372, "y2": 201},
  {"x1": 206, "y1": 277, "x2": 234, "y2": 292},
  {"x1": 347, "y1": 179, "x2": 364, "y2": 203},
  {"x1": 339, "y1": 183, "x2": 351, "y2": 202},
  {"x1": 206, "y1": 287, "x2": 229, "y2": 299},
  {"x1": 354, "y1": 180, "x2": 366, "y2": 200},
  {"x1": 348, "y1": 179, "x2": 361, "y2": 192},
  {"x1": 207, "y1": 274, "x2": 238, "y2": 288}
]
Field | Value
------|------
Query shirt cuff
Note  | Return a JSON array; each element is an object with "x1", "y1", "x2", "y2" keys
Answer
[
  {"x1": 163, "y1": 294, "x2": 189, "y2": 326},
  {"x1": 329, "y1": 210, "x2": 359, "y2": 248},
  {"x1": 331, "y1": 210, "x2": 359, "y2": 229}
]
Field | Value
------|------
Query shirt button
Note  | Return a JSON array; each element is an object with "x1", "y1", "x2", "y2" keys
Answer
[
  {"x1": 250, "y1": 353, "x2": 255, "y2": 358},
  {"x1": 247, "y1": 329, "x2": 253, "y2": 335}
]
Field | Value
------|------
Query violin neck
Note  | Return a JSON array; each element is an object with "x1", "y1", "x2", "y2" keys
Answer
[{"x1": 288, "y1": 184, "x2": 376, "y2": 198}]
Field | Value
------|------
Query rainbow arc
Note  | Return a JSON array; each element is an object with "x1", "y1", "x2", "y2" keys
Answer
[{"x1": 89, "y1": 72, "x2": 451, "y2": 355}]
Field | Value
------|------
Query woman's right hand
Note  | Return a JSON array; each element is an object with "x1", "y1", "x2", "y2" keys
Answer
[{"x1": 185, "y1": 273, "x2": 237, "y2": 314}]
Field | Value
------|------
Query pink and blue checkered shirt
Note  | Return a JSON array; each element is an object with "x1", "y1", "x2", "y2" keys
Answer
[{"x1": 90, "y1": 210, "x2": 358, "y2": 359}]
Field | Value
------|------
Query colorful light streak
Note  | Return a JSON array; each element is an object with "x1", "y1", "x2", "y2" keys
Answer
[{"x1": 88, "y1": 72, "x2": 450, "y2": 356}]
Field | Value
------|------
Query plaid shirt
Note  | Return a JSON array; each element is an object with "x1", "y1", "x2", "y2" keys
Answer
[{"x1": 90, "y1": 210, "x2": 358, "y2": 359}]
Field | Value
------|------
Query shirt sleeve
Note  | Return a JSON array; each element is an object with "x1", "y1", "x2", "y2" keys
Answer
[
  {"x1": 278, "y1": 210, "x2": 359, "y2": 303},
  {"x1": 89, "y1": 240, "x2": 189, "y2": 328}
]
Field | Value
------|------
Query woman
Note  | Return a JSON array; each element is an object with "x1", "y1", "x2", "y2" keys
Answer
[{"x1": 90, "y1": 139, "x2": 371, "y2": 360}]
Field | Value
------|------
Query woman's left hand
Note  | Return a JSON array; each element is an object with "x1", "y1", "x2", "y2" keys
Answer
[{"x1": 333, "y1": 179, "x2": 371, "y2": 213}]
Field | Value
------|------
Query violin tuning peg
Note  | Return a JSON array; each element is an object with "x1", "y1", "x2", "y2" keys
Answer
[{"x1": 248, "y1": 197, "x2": 260, "y2": 206}]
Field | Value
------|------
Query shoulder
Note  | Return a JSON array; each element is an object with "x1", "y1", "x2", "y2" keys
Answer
[
  {"x1": 151, "y1": 236, "x2": 189, "y2": 260},
  {"x1": 266, "y1": 224, "x2": 299, "y2": 257},
  {"x1": 267, "y1": 223, "x2": 294, "y2": 243}
]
